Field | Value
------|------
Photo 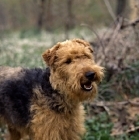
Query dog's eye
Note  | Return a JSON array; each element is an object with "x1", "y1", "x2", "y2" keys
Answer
[{"x1": 65, "y1": 58, "x2": 72, "y2": 64}]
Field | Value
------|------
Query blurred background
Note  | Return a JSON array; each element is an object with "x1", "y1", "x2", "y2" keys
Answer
[
  {"x1": 0, "y1": 0, "x2": 137, "y2": 31},
  {"x1": 0, "y1": 0, "x2": 139, "y2": 140}
]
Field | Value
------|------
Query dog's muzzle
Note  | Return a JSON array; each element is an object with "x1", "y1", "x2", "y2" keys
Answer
[{"x1": 81, "y1": 71, "x2": 96, "y2": 91}]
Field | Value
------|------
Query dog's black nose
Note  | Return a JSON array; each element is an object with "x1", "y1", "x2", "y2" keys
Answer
[{"x1": 85, "y1": 71, "x2": 95, "y2": 81}]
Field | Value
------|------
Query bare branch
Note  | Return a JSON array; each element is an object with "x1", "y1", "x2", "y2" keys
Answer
[
  {"x1": 121, "y1": 18, "x2": 139, "y2": 29},
  {"x1": 81, "y1": 23, "x2": 105, "y2": 53},
  {"x1": 103, "y1": 0, "x2": 116, "y2": 21}
]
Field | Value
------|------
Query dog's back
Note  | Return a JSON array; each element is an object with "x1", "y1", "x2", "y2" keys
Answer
[{"x1": 0, "y1": 66, "x2": 46, "y2": 127}]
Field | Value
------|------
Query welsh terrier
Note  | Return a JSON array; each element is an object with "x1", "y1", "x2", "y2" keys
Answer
[{"x1": 0, "y1": 39, "x2": 104, "y2": 140}]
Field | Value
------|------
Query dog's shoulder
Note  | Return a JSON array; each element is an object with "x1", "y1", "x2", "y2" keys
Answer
[{"x1": 0, "y1": 66, "x2": 51, "y2": 126}]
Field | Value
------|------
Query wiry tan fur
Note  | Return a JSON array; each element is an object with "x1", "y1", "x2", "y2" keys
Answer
[
  {"x1": 29, "y1": 39, "x2": 104, "y2": 140},
  {"x1": 30, "y1": 87, "x2": 85, "y2": 140},
  {"x1": 42, "y1": 39, "x2": 103, "y2": 102},
  {"x1": 0, "y1": 39, "x2": 104, "y2": 140}
]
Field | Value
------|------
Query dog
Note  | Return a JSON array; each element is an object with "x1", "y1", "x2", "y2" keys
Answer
[{"x1": 0, "y1": 39, "x2": 104, "y2": 140}]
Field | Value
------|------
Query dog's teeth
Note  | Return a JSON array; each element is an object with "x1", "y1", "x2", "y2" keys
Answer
[{"x1": 84, "y1": 85, "x2": 92, "y2": 90}]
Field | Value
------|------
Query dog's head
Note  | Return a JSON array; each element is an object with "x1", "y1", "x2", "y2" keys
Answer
[{"x1": 42, "y1": 39, "x2": 104, "y2": 102}]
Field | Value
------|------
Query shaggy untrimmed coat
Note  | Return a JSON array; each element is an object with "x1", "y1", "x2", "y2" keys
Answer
[{"x1": 0, "y1": 39, "x2": 104, "y2": 140}]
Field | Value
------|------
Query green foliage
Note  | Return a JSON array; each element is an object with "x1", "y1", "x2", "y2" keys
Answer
[
  {"x1": 83, "y1": 112, "x2": 113, "y2": 140},
  {"x1": 118, "y1": 62, "x2": 139, "y2": 97},
  {"x1": 83, "y1": 112, "x2": 139, "y2": 140},
  {"x1": 99, "y1": 61, "x2": 139, "y2": 101}
]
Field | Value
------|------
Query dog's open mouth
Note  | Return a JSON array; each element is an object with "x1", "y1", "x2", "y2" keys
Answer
[{"x1": 81, "y1": 81, "x2": 93, "y2": 91}]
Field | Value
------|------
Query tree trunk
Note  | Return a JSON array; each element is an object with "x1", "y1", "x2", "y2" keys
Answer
[
  {"x1": 37, "y1": 0, "x2": 46, "y2": 30},
  {"x1": 65, "y1": 0, "x2": 75, "y2": 30},
  {"x1": 116, "y1": 0, "x2": 126, "y2": 17},
  {"x1": 129, "y1": 0, "x2": 139, "y2": 21},
  {"x1": 45, "y1": 0, "x2": 52, "y2": 30}
]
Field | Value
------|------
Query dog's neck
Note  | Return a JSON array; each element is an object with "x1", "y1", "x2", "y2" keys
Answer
[
  {"x1": 41, "y1": 68, "x2": 80, "y2": 114},
  {"x1": 47, "y1": 91, "x2": 80, "y2": 114}
]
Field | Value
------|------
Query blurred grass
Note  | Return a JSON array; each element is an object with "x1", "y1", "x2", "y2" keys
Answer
[
  {"x1": 0, "y1": 30, "x2": 139, "y2": 140},
  {"x1": 0, "y1": 30, "x2": 60, "y2": 68},
  {"x1": 0, "y1": 28, "x2": 99, "y2": 68}
]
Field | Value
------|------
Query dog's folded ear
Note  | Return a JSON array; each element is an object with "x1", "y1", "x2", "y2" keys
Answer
[
  {"x1": 73, "y1": 39, "x2": 94, "y2": 53},
  {"x1": 42, "y1": 43, "x2": 60, "y2": 66}
]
